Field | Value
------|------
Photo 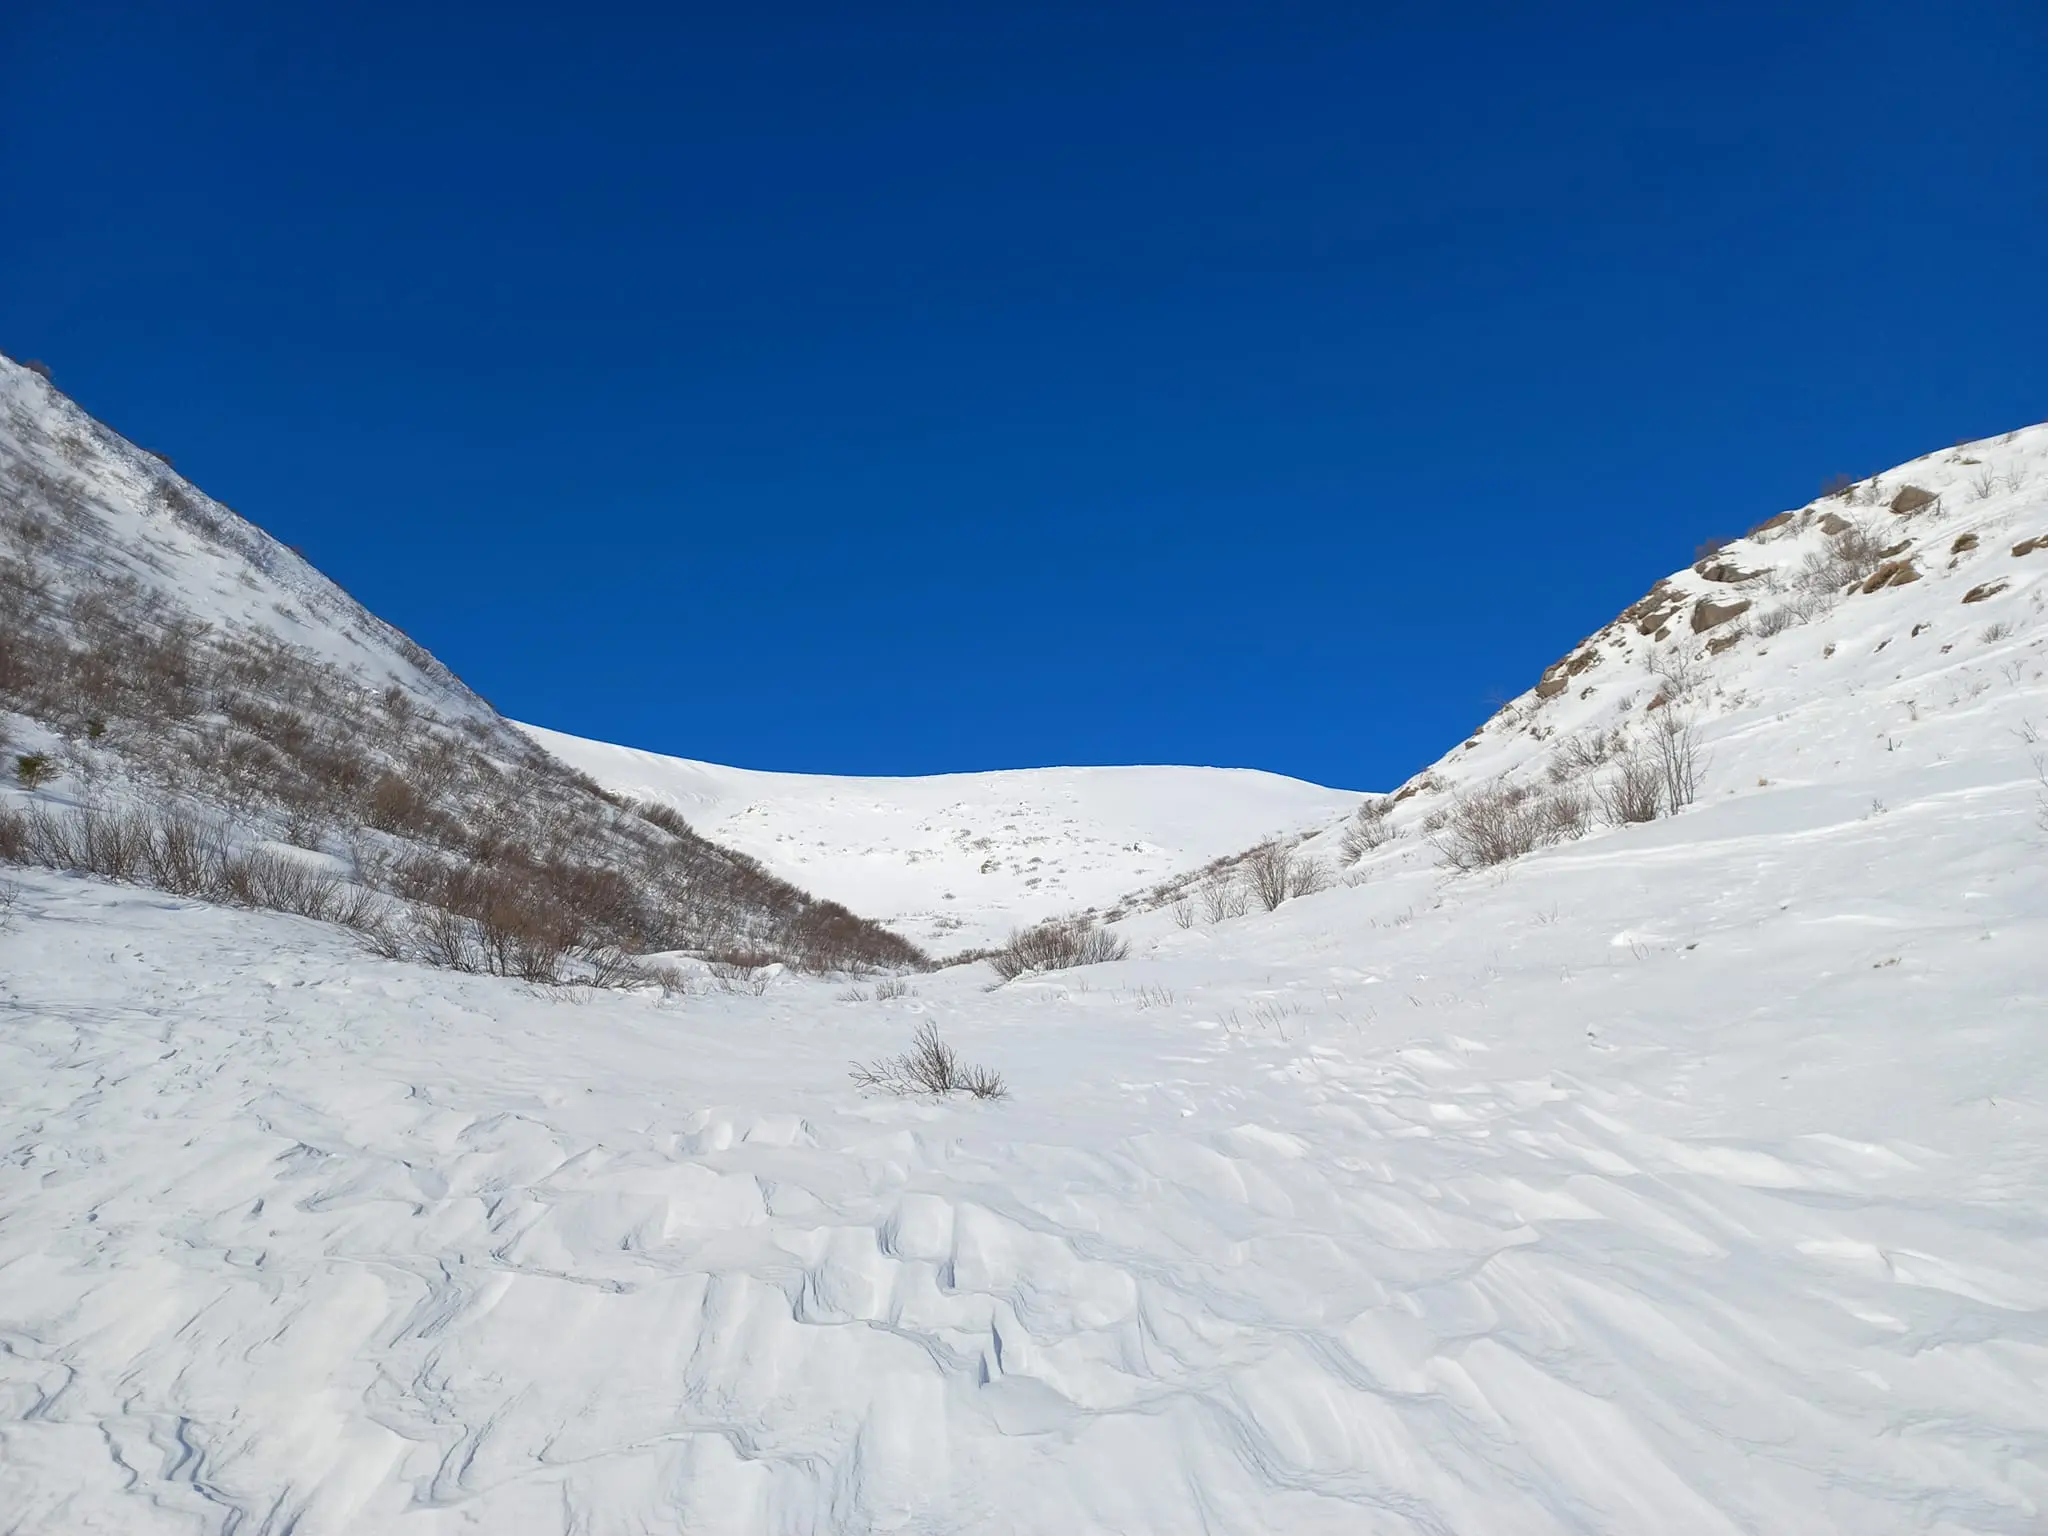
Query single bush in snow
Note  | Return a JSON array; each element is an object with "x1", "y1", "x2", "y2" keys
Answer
[
  {"x1": 987, "y1": 918, "x2": 1129, "y2": 981},
  {"x1": 1650, "y1": 710, "x2": 1706, "y2": 813},
  {"x1": 1597, "y1": 747, "x2": 1664, "y2": 825},
  {"x1": 15, "y1": 752, "x2": 56, "y2": 789},
  {"x1": 1244, "y1": 840, "x2": 1298, "y2": 911},
  {"x1": 1198, "y1": 866, "x2": 1247, "y2": 922},
  {"x1": 851, "y1": 1022, "x2": 1007, "y2": 1100},
  {"x1": 0, "y1": 875, "x2": 19, "y2": 929},
  {"x1": 873, "y1": 976, "x2": 915, "y2": 1000},
  {"x1": 1338, "y1": 797, "x2": 1394, "y2": 862},
  {"x1": 1753, "y1": 603, "x2": 1800, "y2": 638},
  {"x1": 1798, "y1": 524, "x2": 1889, "y2": 594},
  {"x1": 1430, "y1": 783, "x2": 1579, "y2": 871}
]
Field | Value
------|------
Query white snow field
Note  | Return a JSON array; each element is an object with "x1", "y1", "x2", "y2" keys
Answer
[
  {"x1": 519, "y1": 725, "x2": 1360, "y2": 949},
  {"x1": 5, "y1": 420, "x2": 2048, "y2": 1533}
]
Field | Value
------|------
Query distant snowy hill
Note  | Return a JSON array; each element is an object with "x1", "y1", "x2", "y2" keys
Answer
[{"x1": 519, "y1": 724, "x2": 1360, "y2": 948}]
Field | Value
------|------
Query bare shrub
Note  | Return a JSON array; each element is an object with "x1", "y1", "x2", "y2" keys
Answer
[
  {"x1": 0, "y1": 875, "x2": 19, "y2": 929},
  {"x1": 709, "y1": 956, "x2": 774, "y2": 995},
  {"x1": 1549, "y1": 729, "x2": 1620, "y2": 783},
  {"x1": 851, "y1": 1021, "x2": 1007, "y2": 1100},
  {"x1": 413, "y1": 904, "x2": 482, "y2": 972},
  {"x1": 987, "y1": 918, "x2": 1129, "y2": 981},
  {"x1": 1169, "y1": 892, "x2": 1195, "y2": 929},
  {"x1": 1198, "y1": 867, "x2": 1247, "y2": 922},
  {"x1": 142, "y1": 809, "x2": 228, "y2": 895},
  {"x1": 1753, "y1": 604, "x2": 1800, "y2": 638},
  {"x1": 1338, "y1": 797, "x2": 1394, "y2": 862},
  {"x1": 1598, "y1": 747, "x2": 1664, "y2": 825},
  {"x1": 873, "y1": 976, "x2": 914, "y2": 1000},
  {"x1": 1981, "y1": 620, "x2": 2015, "y2": 643},
  {"x1": 636, "y1": 801, "x2": 692, "y2": 839},
  {"x1": 334, "y1": 886, "x2": 404, "y2": 957},
  {"x1": 1430, "y1": 784, "x2": 1567, "y2": 871},
  {"x1": 1285, "y1": 854, "x2": 1329, "y2": 899},
  {"x1": 1799, "y1": 524, "x2": 1888, "y2": 593},
  {"x1": 1244, "y1": 840, "x2": 1296, "y2": 911},
  {"x1": 239, "y1": 850, "x2": 342, "y2": 920},
  {"x1": 1652, "y1": 648, "x2": 1707, "y2": 701},
  {"x1": 1650, "y1": 711, "x2": 1706, "y2": 813}
]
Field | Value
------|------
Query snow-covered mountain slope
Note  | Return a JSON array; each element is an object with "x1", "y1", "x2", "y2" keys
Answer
[
  {"x1": 520, "y1": 724, "x2": 1360, "y2": 949},
  {"x1": 1279, "y1": 421, "x2": 2048, "y2": 874},
  {"x1": 0, "y1": 356, "x2": 489, "y2": 723},
  {"x1": 4, "y1": 420, "x2": 2046, "y2": 1534}
]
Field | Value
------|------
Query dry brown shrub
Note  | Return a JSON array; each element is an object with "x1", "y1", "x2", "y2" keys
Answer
[{"x1": 987, "y1": 919, "x2": 1129, "y2": 981}]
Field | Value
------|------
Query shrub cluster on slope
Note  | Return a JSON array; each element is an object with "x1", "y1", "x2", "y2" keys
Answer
[{"x1": 0, "y1": 367, "x2": 924, "y2": 979}]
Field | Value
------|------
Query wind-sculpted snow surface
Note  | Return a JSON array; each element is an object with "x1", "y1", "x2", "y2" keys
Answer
[{"x1": 4, "y1": 698, "x2": 2045, "y2": 1531}]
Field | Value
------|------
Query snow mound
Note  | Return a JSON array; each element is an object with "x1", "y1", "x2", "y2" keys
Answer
[{"x1": 519, "y1": 724, "x2": 1360, "y2": 949}]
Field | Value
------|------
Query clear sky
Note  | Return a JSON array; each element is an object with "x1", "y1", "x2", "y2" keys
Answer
[{"x1": 6, "y1": 3, "x2": 2044, "y2": 788}]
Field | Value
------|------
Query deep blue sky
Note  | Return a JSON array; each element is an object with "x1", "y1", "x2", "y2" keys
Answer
[{"x1": 5, "y1": 3, "x2": 2043, "y2": 786}]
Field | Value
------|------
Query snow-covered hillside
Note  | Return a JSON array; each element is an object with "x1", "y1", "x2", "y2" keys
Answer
[
  {"x1": 4, "y1": 419, "x2": 2047, "y2": 1533},
  {"x1": 0, "y1": 356, "x2": 489, "y2": 723},
  {"x1": 521, "y1": 724, "x2": 1359, "y2": 948}
]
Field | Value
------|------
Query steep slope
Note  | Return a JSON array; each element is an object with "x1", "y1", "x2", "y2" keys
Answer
[
  {"x1": 0, "y1": 355, "x2": 921, "y2": 973},
  {"x1": 522, "y1": 723, "x2": 1359, "y2": 948},
  {"x1": 3, "y1": 418, "x2": 2044, "y2": 1534},
  {"x1": 1234, "y1": 422, "x2": 2048, "y2": 894}
]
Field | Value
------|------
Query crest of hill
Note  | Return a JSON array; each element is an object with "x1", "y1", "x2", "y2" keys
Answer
[{"x1": 517, "y1": 723, "x2": 1360, "y2": 950}]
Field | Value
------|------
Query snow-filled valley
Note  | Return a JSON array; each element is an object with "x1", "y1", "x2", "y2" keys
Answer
[
  {"x1": 518, "y1": 726, "x2": 1360, "y2": 950},
  {"x1": 5, "y1": 366, "x2": 2048, "y2": 1533}
]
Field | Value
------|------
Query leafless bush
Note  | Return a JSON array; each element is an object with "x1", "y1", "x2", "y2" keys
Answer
[
  {"x1": 1650, "y1": 711, "x2": 1706, "y2": 813},
  {"x1": 1198, "y1": 866, "x2": 1247, "y2": 922},
  {"x1": 1286, "y1": 854, "x2": 1329, "y2": 899},
  {"x1": 239, "y1": 850, "x2": 343, "y2": 920},
  {"x1": 1549, "y1": 729, "x2": 1620, "y2": 783},
  {"x1": 141, "y1": 809, "x2": 227, "y2": 895},
  {"x1": 1535, "y1": 786, "x2": 1591, "y2": 841},
  {"x1": 1982, "y1": 621, "x2": 2015, "y2": 643},
  {"x1": 1169, "y1": 892, "x2": 1196, "y2": 929},
  {"x1": 1753, "y1": 603, "x2": 1800, "y2": 638},
  {"x1": 874, "y1": 976, "x2": 914, "y2": 1000},
  {"x1": 1652, "y1": 648, "x2": 1706, "y2": 701},
  {"x1": 581, "y1": 943, "x2": 641, "y2": 988},
  {"x1": 851, "y1": 1022, "x2": 1007, "y2": 1100},
  {"x1": 1799, "y1": 524, "x2": 1889, "y2": 593},
  {"x1": 1338, "y1": 797, "x2": 1394, "y2": 861},
  {"x1": 709, "y1": 956, "x2": 774, "y2": 995},
  {"x1": 987, "y1": 918, "x2": 1129, "y2": 981},
  {"x1": 1431, "y1": 783, "x2": 1584, "y2": 871},
  {"x1": 0, "y1": 875, "x2": 19, "y2": 929},
  {"x1": 335, "y1": 886, "x2": 405, "y2": 957},
  {"x1": 636, "y1": 800, "x2": 692, "y2": 839},
  {"x1": 413, "y1": 904, "x2": 482, "y2": 972},
  {"x1": 1244, "y1": 840, "x2": 1296, "y2": 911},
  {"x1": 1598, "y1": 747, "x2": 1664, "y2": 825}
]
